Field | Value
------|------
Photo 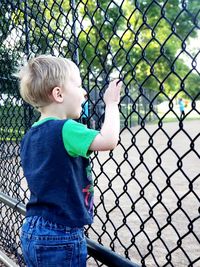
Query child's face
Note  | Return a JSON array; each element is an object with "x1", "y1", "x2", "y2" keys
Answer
[{"x1": 63, "y1": 66, "x2": 85, "y2": 119}]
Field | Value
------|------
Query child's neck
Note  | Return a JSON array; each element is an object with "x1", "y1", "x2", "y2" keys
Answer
[{"x1": 39, "y1": 104, "x2": 67, "y2": 120}]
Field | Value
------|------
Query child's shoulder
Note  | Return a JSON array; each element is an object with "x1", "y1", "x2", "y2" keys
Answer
[
  {"x1": 33, "y1": 118, "x2": 67, "y2": 127},
  {"x1": 21, "y1": 119, "x2": 67, "y2": 140}
]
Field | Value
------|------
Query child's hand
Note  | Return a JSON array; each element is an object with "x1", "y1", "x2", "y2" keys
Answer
[{"x1": 104, "y1": 79, "x2": 122, "y2": 105}]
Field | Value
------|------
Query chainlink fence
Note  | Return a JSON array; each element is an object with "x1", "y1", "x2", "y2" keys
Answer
[{"x1": 0, "y1": 0, "x2": 200, "y2": 266}]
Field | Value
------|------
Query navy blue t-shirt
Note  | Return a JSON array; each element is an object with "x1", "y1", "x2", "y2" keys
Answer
[{"x1": 20, "y1": 118, "x2": 99, "y2": 227}]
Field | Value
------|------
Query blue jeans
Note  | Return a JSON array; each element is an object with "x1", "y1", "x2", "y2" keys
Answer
[{"x1": 20, "y1": 216, "x2": 87, "y2": 267}]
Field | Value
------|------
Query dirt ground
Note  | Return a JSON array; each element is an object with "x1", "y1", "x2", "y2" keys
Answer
[{"x1": 87, "y1": 119, "x2": 200, "y2": 267}]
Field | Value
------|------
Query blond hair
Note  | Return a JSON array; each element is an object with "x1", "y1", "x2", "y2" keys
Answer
[{"x1": 18, "y1": 55, "x2": 78, "y2": 108}]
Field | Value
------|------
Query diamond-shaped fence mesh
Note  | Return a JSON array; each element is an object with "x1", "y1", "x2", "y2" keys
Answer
[{"x1": 0, "y1": 0, "x2": 200, "y2": 266}]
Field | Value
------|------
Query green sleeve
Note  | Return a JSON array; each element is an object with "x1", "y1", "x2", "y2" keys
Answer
[{"x1": 62, "y1": 120, "x2": 99, "y2": 158}]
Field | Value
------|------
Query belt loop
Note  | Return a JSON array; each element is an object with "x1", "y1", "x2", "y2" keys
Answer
[
  {"x1": 65, "y1": 226, "x2": 71, "y2": 233},
  {"x1": 30, "y1": 216, "x2": 38, "y2": 229}
]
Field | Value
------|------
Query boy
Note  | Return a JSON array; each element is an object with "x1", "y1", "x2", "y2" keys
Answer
[{"x1": 18, "y1": 55, "x2": 122, "y2": 267}]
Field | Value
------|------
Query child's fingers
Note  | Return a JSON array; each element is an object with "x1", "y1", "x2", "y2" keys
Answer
[
  {"x1": 116, "y1": 79, "x2": 122, "y2": 86},
  {"x1": 109, "y1": 79, "x2": 122, "y2": 88},
  {"x1": 104, "y1": 79, "x2": 122, "y2": 104},
  {"x1": 116, "y1": 81, "x2": 123, "y2": 88}
]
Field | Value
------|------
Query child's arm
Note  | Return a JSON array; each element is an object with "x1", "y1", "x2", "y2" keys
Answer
[{"x1": 89, "y1": 79, "x2": 122, "y2": 151}]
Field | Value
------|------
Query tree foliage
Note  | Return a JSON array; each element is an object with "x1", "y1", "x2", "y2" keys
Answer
[
  {"x1": 0, "y1": 2, "x2": 21, "y2": 93},
  {"x1": 0, "y1": 0, "x2": 199, "y2": 99}
]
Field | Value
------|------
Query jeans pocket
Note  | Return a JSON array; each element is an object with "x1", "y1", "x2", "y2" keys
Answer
[{"x1": 35, "y1": 243, "x2": 74, "y2": 267}]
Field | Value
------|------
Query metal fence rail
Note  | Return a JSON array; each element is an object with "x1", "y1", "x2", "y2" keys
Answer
[{"x1": 0, "y1": 0, "x2": 200, "y2": 266}]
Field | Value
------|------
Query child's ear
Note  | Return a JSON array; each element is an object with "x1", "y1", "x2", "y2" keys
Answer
[{"x1": 51, "y1": 87, "x2": 63, "y2": 103}]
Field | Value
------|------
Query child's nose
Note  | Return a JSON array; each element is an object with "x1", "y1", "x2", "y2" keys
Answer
[
  {"x1": 80, "y1": 89, "x2": 87, "y2": 103},
  {"x1": 82, "y1": 89, "x2": 87, "y2": 98}
]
